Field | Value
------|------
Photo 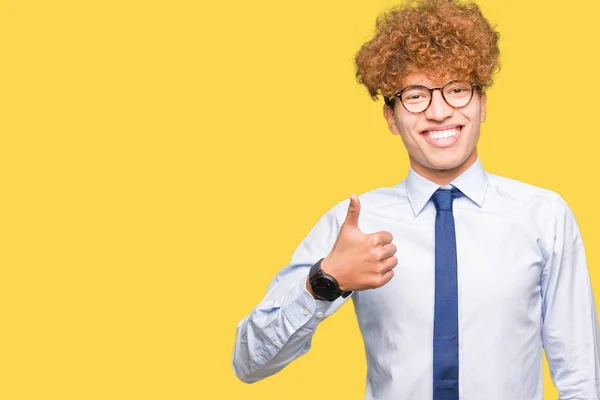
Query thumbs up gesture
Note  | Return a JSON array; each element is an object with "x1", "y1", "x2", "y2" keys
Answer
[{"x1": 320, "y1": 194, "x2": 398, "y2": 292}]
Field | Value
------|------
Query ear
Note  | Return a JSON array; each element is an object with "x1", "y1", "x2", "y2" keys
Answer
[
  {"x1": 479, "y1": 91, "x2": 487, "y2": 123},
  {"x1": 383, "y1": 104, "x2": 401, "y2": 135}
]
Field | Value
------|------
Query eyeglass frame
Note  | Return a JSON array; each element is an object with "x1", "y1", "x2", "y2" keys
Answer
[{"x1": 384, "y1": 80, "x2": 481, "y2": 114}]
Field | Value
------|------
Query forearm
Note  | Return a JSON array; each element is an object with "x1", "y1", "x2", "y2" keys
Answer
[
  {"x1": 232, "y1": 276, "x2": 333, "y2": 383},
  {"x1": 543, "y1": 270, "x2": 600, "y2": 398},
  {"x1": 232, "y1": 202, "x2": 345, "y2": 382}
]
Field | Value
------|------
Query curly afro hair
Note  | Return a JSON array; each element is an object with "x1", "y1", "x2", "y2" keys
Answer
[{"x1": 355, "y1": 0, "x2": 500, "y2": 100}]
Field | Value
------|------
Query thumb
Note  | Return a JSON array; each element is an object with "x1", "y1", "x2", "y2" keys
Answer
[{"x1": 343, "y1": 193, "x2": 361, "y2": 228}]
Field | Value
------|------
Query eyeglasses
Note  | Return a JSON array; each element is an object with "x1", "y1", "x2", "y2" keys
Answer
[{"x1": 384, "y1": 80, "x2": 480, "y2": 114}]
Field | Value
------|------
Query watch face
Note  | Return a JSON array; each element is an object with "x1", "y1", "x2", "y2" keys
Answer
[{"x1": 312, "y1": 277, "x2": 336, "y2": 299}]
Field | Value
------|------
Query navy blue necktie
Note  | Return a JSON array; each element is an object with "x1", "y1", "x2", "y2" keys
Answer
[{"x1": 431, "y1": 187, "x2": 463, "y2": 400}]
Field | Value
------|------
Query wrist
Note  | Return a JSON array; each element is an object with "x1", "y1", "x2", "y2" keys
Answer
[
  {"x1": 308, "y1": 258, "x2": 352, "y2": 301},
  {"x1": 306, "y1": 274, "x2": 319, "y2": 300},
  {"x1": 320, "y1": 257, "x2": 346, "y2": 292}
]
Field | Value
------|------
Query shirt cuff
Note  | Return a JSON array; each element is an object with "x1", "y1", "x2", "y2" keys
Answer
[{"x1": 282, "y1": 276, "x2": 334, "y2": 329}]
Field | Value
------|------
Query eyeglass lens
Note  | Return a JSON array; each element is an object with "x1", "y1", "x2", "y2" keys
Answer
[{"x1": 401, "y1": 81, "x2": 473, "y2": 113}]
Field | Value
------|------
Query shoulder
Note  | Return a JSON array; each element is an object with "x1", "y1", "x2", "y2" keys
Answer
[
  {"x1": 485, "y1": 172, "x2": 578, "y2": 228},
  {"x1": 335, "y1": 183, "x2": 407, "y2": 214},
  {"x1": 487, "y1": 172, "x2": 558, "y2": 198},
  {"x1": 486, "y1": 172, "x2": 564, "y2": 208}
]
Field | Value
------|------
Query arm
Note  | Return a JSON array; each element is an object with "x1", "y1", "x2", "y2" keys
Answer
[
  {"x1": 232, "y1": 194, "x2": 398, "y2": 383},
  {"x1": 231, "y1": 202, "x2": 349, "y2": 383},
  {"x1": 541, "y1": 196, "x2": 600, "y2": 399}
]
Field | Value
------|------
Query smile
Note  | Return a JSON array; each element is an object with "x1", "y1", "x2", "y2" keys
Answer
[{"x1": 420, "y1": 125, "x2": 464, "y2": 148}]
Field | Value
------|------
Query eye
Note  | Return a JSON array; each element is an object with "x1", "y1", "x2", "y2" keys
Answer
[{"x1": 402, "y1": 92, "x2": 429, "y2": 103}]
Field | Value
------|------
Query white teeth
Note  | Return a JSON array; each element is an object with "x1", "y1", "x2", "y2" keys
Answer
[{"x1": 427, "y1": 127, "x2": 460, "y2": 140}]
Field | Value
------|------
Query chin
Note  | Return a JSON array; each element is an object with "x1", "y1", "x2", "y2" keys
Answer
[{"x1": 424, "y1": 154, "x2": 469, "y2": 172}]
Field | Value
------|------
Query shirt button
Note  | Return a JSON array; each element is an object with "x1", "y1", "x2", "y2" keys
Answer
[
  {"x1": 316, "y1": 312, "x2": 324, "y2": 318},
  {"x1": 301, "y1": 306, "x2": 309, "y2": 316},
  {"x1": 271, "y1": 338, "x2": 282, "y2": 347}
]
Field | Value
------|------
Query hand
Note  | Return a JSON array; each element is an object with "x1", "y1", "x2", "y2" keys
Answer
[{"x1": 321, "y1": 193, "x2": 398, "y2": 292}]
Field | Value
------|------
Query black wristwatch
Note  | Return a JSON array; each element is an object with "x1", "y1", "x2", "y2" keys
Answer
[{"x1": 308, "y1": 258, "x2": 352, "y2": 302}]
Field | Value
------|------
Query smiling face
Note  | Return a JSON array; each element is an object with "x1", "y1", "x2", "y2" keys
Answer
[{"x1": 384, "y1": 72, "x2": 487, "y2": 185}]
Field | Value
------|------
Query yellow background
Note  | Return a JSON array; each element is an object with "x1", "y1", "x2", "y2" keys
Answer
[{"x1": 1, "y1": 0, "x2": 598, "y2": 398}]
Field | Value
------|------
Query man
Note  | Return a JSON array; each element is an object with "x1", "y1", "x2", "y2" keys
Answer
[{"x1": 232, "y1": 0, "x2": 600, "y2": 398}]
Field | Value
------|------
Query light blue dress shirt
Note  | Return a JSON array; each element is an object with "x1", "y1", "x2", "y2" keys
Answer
[{"x1": 232, "y1": 158, "x2": 600, "y2": 399}]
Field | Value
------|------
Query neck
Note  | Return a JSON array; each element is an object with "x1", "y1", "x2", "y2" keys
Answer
[{"x1": 410, "y1": 150, "x2": 478, "y2": 186}]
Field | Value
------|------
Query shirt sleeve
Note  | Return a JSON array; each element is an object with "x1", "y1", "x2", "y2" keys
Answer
[
  {"x1": 232, "y1": 201, "x2": 352, "y2": 383},
  {"x1": 541, "y1": 195, "x2": 600, "y2": 398}
]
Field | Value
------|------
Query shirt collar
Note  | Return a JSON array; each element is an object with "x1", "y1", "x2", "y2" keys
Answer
[{"x1": 404, "y1": 157, "x2": 488, "y2": 216}]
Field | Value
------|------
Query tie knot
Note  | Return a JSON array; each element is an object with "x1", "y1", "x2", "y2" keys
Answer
[{"x1": 432, "y1": 187, "x2": 463, "y2": 212}]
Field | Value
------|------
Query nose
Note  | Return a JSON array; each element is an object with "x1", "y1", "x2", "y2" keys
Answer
[{"x1": 424, "y1": 89, "x2": 454, "y2": 121}]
